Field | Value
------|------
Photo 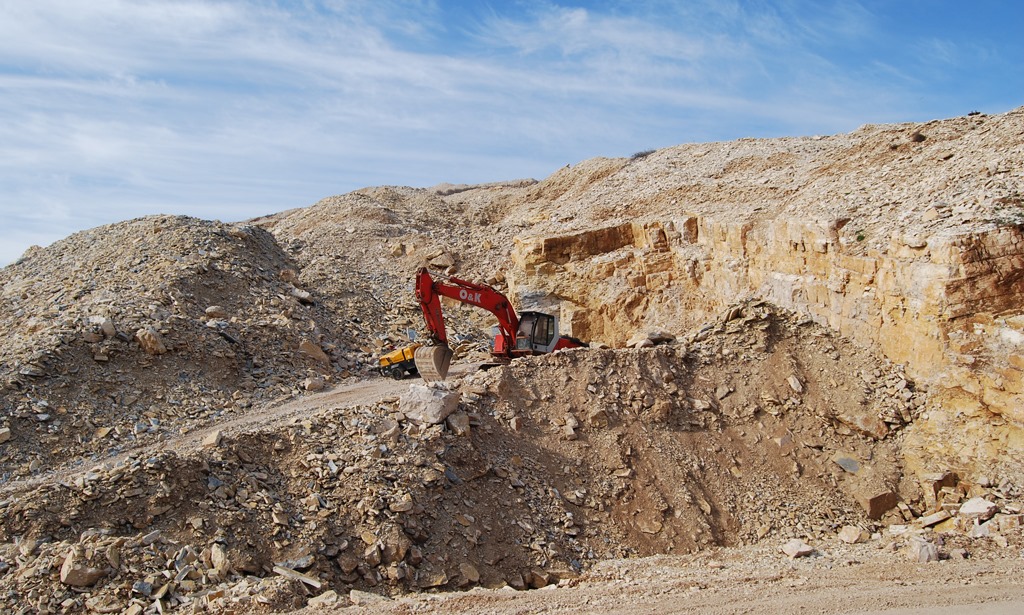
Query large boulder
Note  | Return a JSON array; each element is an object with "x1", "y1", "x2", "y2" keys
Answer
[{"x1": 400, "y1": 385, "x2": 460, "y2": 425}]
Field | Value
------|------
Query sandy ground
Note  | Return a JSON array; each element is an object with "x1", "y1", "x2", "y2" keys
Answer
[{"x1": 302, "y1": 545, "x2": 1024, "y2": 614}]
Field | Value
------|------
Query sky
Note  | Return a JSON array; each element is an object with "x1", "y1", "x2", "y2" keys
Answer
[{"x1": 1, "y1": 0, "x2": 1022, "y2": 266}]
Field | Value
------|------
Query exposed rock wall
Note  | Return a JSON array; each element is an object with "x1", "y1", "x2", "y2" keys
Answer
[{"x1": 509, "y1": 216, "x2": 1024, "y2": 478}]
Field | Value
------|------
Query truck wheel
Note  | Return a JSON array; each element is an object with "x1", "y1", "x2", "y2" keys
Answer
[{"x1": 390, "y1": 367, "x2": 405, "y2": 380}]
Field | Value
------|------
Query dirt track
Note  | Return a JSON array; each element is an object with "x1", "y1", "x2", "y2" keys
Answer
[
  {"x1": 306, "y1": 546, "x2": 1024, "y2": 614},
  {"x1": 0, "y1": 375, "x2": 408, "y2": 501}
]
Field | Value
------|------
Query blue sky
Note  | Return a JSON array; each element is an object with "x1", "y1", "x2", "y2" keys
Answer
[{"x1": 1, "y1": 0, "x2": 1022, "y2": 265}]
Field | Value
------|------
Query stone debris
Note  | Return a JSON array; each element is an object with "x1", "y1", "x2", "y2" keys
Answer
[
  {"x1": 781, "y1": 539, "x2": 815, "y2": 559},
  {"x1": 838, "y1": 526, "x2": 868, "y2": 544},
  {"x1": 299, "y1": 339, "x2": 331, "y2": 364},
  {"x1": 273, "y1": 565, "x2": 322, "y2": 588},
  {"x1": 907, "y1": 537, "x2": 940, "y2": 563},
  {"x1": 917, "y1": 510, "x2": 952, "y2": 528},
  {"x1": 135, "y1": 326, "x2": 168, "y2": 355},
  {"x1": 59, "y1": 548, "x2": 109, "y2": 587},
  {"x1": 307, "y1": 590, "x2": 341, "y2": 607},
  {"x1": 202, "y1": 429, "x2": 223, "y2": 449},
  {"x1": 350, "y1": 588, "x2": 392, "y2": 605},
  {"x1": 626, "y1": 330, "x2": 676, "y2": 348},
  {"x1": 958, "y1": 497, "x2": 998, "y2": 521},
  {"x1": 853, "y1": 486, "x2": 899, "y2": 520}
]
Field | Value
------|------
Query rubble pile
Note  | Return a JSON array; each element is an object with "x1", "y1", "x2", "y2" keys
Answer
[
  {"x1": 1, "y1": 302, "x2": 1019, "y2": 612},
  {"x1": 0, "y1": 216, "x2": 363, "y2": 481}
]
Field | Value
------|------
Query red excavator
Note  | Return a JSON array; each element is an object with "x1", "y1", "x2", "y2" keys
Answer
[{"x1": 413, "y1": 267, "x2": 587, "y2": 381}]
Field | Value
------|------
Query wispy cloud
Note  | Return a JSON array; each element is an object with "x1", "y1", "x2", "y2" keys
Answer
[{"x1": 1, "y1": 0, "x2": 1021, "y2": 265}]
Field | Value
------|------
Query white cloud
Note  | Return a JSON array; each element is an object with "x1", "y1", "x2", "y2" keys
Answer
[{"x1": 1, "y1": 0, "x2": 1020, "y2": 265}]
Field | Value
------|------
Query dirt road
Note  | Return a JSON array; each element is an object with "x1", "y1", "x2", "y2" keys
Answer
[
  {"x1": 305, "y1": 545, "x2": 1024, "y2": 614},
  {"x1": 0, "y1": 375, "x2": 409, "y2": 500}
]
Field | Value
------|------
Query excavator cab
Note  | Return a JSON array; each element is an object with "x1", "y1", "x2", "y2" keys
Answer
[{"x1": 515, "y1": 311, "x2": 559, "y2": 354}]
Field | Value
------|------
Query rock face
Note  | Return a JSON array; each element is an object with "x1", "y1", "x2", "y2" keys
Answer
[{"x1": 501, "y1": 110, "x2": 1024, "y2": 482}]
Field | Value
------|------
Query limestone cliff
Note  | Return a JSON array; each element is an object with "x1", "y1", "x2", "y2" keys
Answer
[{"x1": 501, "y1": 108, "x2": 1024, "y2": 481}]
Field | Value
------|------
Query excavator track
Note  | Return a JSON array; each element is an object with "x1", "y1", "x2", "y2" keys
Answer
[{"x1": 415, "y1": 344, "x2": 453, "y2": 383}]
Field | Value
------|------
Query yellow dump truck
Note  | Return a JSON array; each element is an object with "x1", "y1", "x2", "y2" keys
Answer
[{"x1": 378, "y1": 343, "x2": 421, "y2": 380}]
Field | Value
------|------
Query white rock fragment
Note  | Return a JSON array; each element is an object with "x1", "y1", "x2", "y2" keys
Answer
[
  {"x1": 781, "y1": 539, "x2": 814, "y2": 558},
  {"x1": 399, "y1": 385, "x2": 460, "y2": 425},
  {"x1": 958, "y1": 497, "x2": 998, "y2": 521},
  {"x1": 202, "y1": 430, "x2": 223, "y2": 449},
  {"x1": 349, "y1": 589, "x2": 391, "y2": 605},
  {"x1": 838, "y1": 525, "x2": 867, "y2": 544},
  {"x1": 907, "y1": 537, "x2": 939, "y2": 563}
]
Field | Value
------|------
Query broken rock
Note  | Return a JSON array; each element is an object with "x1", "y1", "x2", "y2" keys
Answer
[
  {"x1": 959, "y1": 497, "x2": 998, "y2": 521},
  {"x1": 350, "y1": 589, "x2": 391, "y2": 605},
  {"x1": 781, "y1": 539, "x2": 815, "y2": 558},
  {"x1": 299, "y1": 339, "x2": 331, "y2": 364},
  {"x1": 135, "y1": 327, "x2": 168, "y2": 355},
  {"x1": 400, "y1": 385, "x2": 460, "y2": 425},
  {"x1": 850, "y1": 482, "x2": 898, "y2": 520},
  {"x1": 907, "y1": 538, "x2": 939, "y2": 563},
  {"x1": 205, "y1": 305, "x2": 228, "y2": 319},
  {"x1": 60, "y1": 549, "x2": 108, "y2": 587},
  {"x1": 838, "y1": 526, "x2": 868, "y2": 544},
  {"x1": 446, "y1": 411, "x2": 471, "y2": 436}
]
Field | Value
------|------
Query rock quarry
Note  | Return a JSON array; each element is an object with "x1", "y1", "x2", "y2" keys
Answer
[{"x1": 0, "y1": 108, "x2": 1022, "y2": 613}]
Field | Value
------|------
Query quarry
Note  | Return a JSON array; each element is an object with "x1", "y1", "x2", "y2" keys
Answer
[{"x1": 1, "y1": 108, "x2": 1022, "y2": 613}]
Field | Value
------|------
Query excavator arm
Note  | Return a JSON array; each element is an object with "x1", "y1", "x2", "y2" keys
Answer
[
  {"x1": 416, "y1": 267, "x2": 519, "y2": 346},
  {"x1": 411, "y1": 268, "x2": 516, "y2": 380},
  {"x1": 414, "y1": 267, "x2": 520, "y2": 382}
]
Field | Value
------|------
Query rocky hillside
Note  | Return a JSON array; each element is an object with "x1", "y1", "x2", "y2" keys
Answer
[
  {"x1": 255, "y1": 107, "x2": 1024, "y2": 481},
  {"x1": 0, "y1": 107, "x2": 1022, "y2": 612},
  {"x1": 0, "y1": 217, "x2": 352, "y2": 479}
]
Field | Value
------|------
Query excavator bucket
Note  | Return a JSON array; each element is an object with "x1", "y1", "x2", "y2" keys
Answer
[{"x1": 415, "y1": 344, "x2": 453, "y2": 383}]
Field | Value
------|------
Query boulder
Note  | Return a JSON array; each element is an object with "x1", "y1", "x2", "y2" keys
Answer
[
  {"x1": 446, "y1": 412, "x2": 471, "y2": 436},
  {"x1": 307, "y1": 591, "x2": 341, "y2": 607},
  {"x1": 400, "y1": 385, "x2": 460, "y2": 425},
  {"x1": 907, "y1": 538, "x2": 939, "y2": 563},
  {"x1": 205, "y1": 305, "x2": 228, "y2": 319},
  {"x1": 838, "y1": 525, "x2": 868, "y2": 544},
  {"x1": 781, "y1": 539, "x2": 815, "y2": 558},
  {"x1": 350, "y1": 589, "x2": 391, "y2": 606},
  {"x1": 299, "y1": 339, "x2": 331, "y2": 364}
]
